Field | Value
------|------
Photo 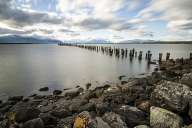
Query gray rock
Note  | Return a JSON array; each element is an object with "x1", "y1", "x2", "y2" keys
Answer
[
  {"x1": 39, "y1": 113, "x2": 57, "y2": 125},
  {"x1": 50, "y1": 108, "x2": 70, "y2": 118},
  {"x1": 22, "y1": 118, "x2": 44, "y2": 128},
  {"x1": 53, "y1": 90, "x2": 62, "y2": 95},
  {"x1": 150, "y1": 106, "x2": 183, "y2": 128},
  {"x1": 39, "y1": 87, "x2": 49, "y2": 91},
  {"x1": 15, "y1": 107, "x2": 41, "y2": 123},
  {"x1": 0, "y1": 119, "x2": 8, "y2": 128},
  {"x1": 64, "y1": 88, "x2": 84, "y2": 98},
  {"x1": 151, "y1": 80, "x2": 192, "y2": 112},
  {"x1": 102, "y1": 112, "x2": 128, "y2": 128},
  {"x1": 78, "y1": 102, "x2": 95, "y2": 112},
  {"x1": 8, "y1": 96, "x2": 23, "y2": 102},
  {"x1": 181, "y1": 73, "x2": 192, "y2": 88},
  {"x1": 95, "y1": 101, "x2": 110, "y2": 115},
  {"x1": 134, "y1": 125, "x2": 150, "y2": 128},
  {"x1": 88, "y1": 117, "x2": 111, "y2": 128},
  {"x1": 0, "y1": 105, "x2": 12, "y2": 114},
  {"x1": 113, "y1": 105, "x2": 147, "y2": 127},
  {"x1": 56, "y1": 116, "x2": 75, "y2": 128}
]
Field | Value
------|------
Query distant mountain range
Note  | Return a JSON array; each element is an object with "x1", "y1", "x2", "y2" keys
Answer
[
  {"x1": 0, "y1": 35, "x2": 61, "y2": 44},
  {"x1": 0, "y1": 35, "x2": 192, "y2": 44}
]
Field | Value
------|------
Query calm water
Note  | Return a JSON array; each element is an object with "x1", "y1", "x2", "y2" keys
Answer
[{"x1": 0, "y1": 44, "x2": 192, "y2": 100}]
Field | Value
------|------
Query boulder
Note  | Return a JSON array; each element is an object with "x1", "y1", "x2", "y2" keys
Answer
[
  {"x1": 8, "y1": 96, "x2": 23, "y2": 102},
  {"x1": 86, "y1": 83, "x2": 91, "y2": 90},
  {"x1": 102, "y1": 112, "x2": 128, "y2": 128},
  {"x1": 103, "y1": 93, "x2": 137, "y2": 107},
  {"x1": 65, "y1": 88, "x2": 84, "y2": 98},
  {"x1": 57, "y1": 115, "x2": 75, "y2": 128},
  {"x1": 15, "y1": 107, "x2": 41, "y2": 123},
  {"x1": 150, "y1": 106, "x2": 183, "y2": 128},
  {"x1": 39, "y1": 87, "x2": 49, "y2": 91},
  {"x1": 136, "y1": 100, "x2": 151, "y2": 113},
  {"x1": 88, "y1": 117, "x2": 111, "y2": 128},
  {"x1": 22, "y1": 118, "x2": 44, "y2": 128},
  {"x1": 181, "y1": 73, "x2": 192, "y2": 88},
  {"x1": 0, "y1": 119, "x2": 8, "y2": 128},
  {"x1": 39, "y1": 113, "x2": 57, "y2": 125},
  {"x1": 73, "y1": 111, "x2": 91, "y2": 128},
  {"x1": 134, "y1": 125, "x2": 150, "y2": 128},
  {"x1": 151, "y1": 80, "x2": 192, "y2": 113},
  {"x1": 53, "y1": 90, "x2": 62, "y2": 95},
  {"x1": 113, "y1": 105, "x2": 147, "y2": 127},
  {"x1": 50, "y1": 108, "x2": 70, "y2": 118},
  {"x1": 95, "y1": 101, "x2": 111, "y2": 115},
  {"x1": 78, "y1": 102, "x2": 95, "y2": 112}
]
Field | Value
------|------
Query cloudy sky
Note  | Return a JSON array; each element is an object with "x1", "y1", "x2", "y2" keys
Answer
[{"x1": 0, "y1": 0, "x2": 192, "y2": 41}]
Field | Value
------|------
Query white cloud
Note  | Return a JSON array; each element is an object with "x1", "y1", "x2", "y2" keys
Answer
[{"x1": 138, "y1": 0, "x2": 192, "y2": 40}]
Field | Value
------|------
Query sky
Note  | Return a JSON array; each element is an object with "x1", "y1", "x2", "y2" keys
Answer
[{"x1": 0, "y1": 0, "x2": 192, "y2": 42}]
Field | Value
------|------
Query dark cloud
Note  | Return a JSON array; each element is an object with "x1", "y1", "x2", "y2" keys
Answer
[
  {"x1": 59, "y1": 29, "x2": 75, "y2": 33},
  {"x1": 76, "y1": 18, "x2": 111, "y2": 30},
  {"x1": 0, "y1": 0, "x2": 63, "y2": 27}
]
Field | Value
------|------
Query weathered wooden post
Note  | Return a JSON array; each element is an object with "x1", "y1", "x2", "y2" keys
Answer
[
  {"x1": 135, "y1": 51, "x2": 137, "y2": 57},
  {"x1": 166, "y1": 53, "x2": 170, "y2": 61},
  {"x1": 138, "y1": 51, "x2": 142, "y2": 60},
  {"x1": 159, "y1": 53, "x2": 163, "y2": 62},
  {"x1": 190, "y1": 52, "x2": 192, "y2": 60},
  {"x1": 148, "y1": 53, "x2": 152, "y2": 63}
]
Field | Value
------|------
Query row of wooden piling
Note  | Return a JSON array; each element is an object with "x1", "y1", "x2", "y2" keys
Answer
[{"x1": 58, "y1": 43, "x2": 192, "y2": 64}]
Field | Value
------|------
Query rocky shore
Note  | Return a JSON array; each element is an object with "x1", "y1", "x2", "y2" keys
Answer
[{"x1": 1, "y1": 58, "x2": 192, "y2": 128}]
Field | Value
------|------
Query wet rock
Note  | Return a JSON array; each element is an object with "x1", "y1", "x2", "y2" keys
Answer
[
  {"x1": 181, "y1": 73, "x2": 192, "y2": 88},
  {"x1": 86, "y1": 83, "x2": 91, "y2": 90},
  {"x1": 39, "y1": 87, "x2": 49, "y2": 91},
  {"x1": 65, "y1": 88, "x2": 84, "y2": 99},
  {"x1": 113, "y1": 105, "x2": 147, "y2": 127},
  {"x1": 121, "y1": 81, "x2": 128, "y2": 85},
  {"x1": 8, "y1": 96, "x2": 23, "y2": 102},
  {"x1": 151, "y1": 80, "x2": 192, "y2": 112},
  {"x1": 150, "y1": 106, "x2": 183, "y2": 128},
  {"x1": 88, "y1": 117, "x2": 111, "y2": 128},
  {"x1": 86, "y1": 87, "x2": 105, "y2": 99},
  {"x1": 102, "y1": 112, "x2": 128, "y2": 128},
  {"x1": 15, "y1": 107, "x2": 41, "y2": 123},
  {"x1": 53, "y1": 90, "x2": 62, "y2": 95},
  {"x1": 118, "y1": 75, "x2": 126, "y2": 80},
  {"x1": 134, "y1": 125, "x2": 150, "y2": 128},
  {"x1": 22, "y1": 118, "x2": 44, "y2": 128}
]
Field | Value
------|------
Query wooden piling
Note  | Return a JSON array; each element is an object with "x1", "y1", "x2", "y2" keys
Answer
[
  {"x1": 159, "y1": 53, "x2": 163, "y2": 62},
  {"x1": 166, "y1": 53, "x2": 170, "y2": 61}
]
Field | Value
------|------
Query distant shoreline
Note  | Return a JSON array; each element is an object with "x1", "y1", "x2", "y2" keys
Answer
[{"x1": 0, "y1": 41, "x2": 192, "y2": 44}]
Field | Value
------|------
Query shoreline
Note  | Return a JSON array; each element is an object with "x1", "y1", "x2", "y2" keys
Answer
[{"x1": 0, "y1": 58, "x2": 192, "y2": 128}]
